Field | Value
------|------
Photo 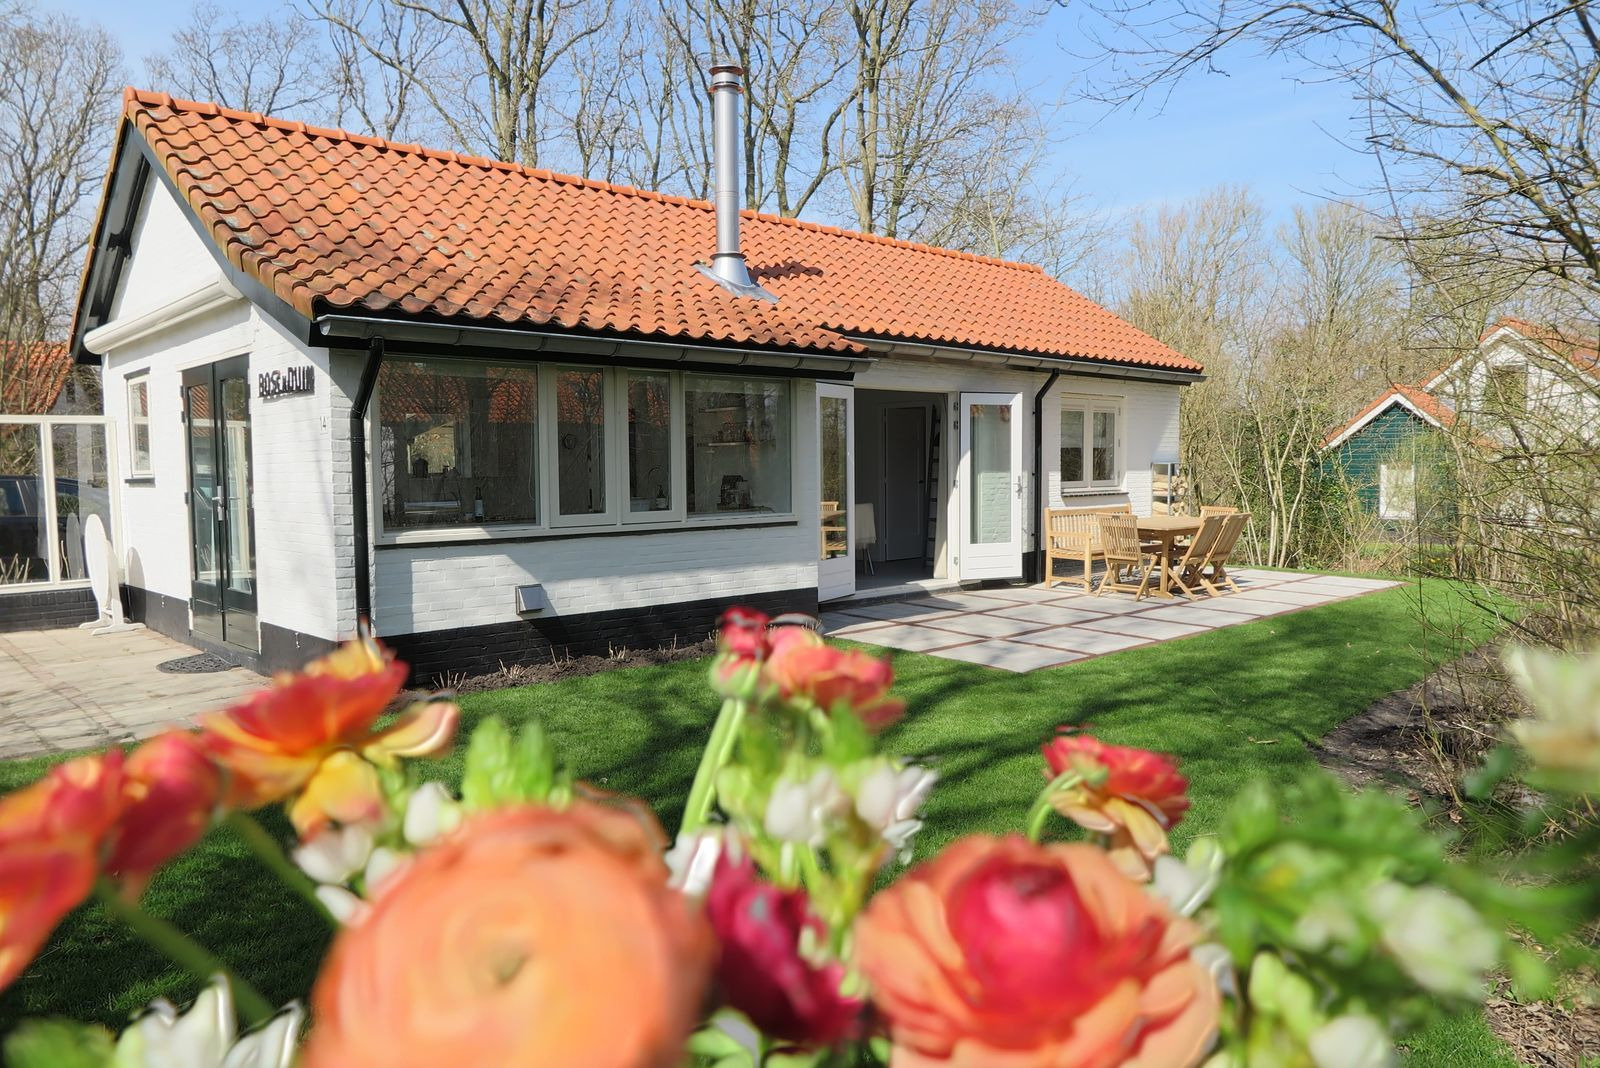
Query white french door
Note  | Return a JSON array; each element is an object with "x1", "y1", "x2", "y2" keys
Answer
[
  {"x1": 956, "y1": 391, "x2": 1023, "y2": 580},
  {"x1": 817, "y1": 383, "x2": 855, "y2": 600}
]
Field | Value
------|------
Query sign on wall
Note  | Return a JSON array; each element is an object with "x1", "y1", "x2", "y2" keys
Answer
[{"x1": 258, "y1": 366, "x2": 315, "y2": 399}]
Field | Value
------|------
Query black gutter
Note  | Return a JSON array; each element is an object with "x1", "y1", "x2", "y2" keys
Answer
[
  {"x1": 1028, "y1": 369, "x2": 1062, "y2": 583},
  {"x1": 351, "y1": 338, "x2": 385, "y2": 627}
]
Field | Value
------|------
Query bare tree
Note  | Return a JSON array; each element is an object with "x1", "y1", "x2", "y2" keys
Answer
[
  {"x1": 1079, "y1": 0, "x2": 1600, "y2": 313},
  {"x1": 146, "y1": 3, "x2": 330, "y2": 116},
  {"x1": 319, "y1": 0, "x2": 453, "y2": 140},
  {"x1": 840, "y1": 0, "x2": 1034, "y2": 238},
  {"x1": 0, "y1": 8, "x2": 122, "y2": 413}
]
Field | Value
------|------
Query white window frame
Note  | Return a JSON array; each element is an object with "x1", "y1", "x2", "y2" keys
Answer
[
  {"x1": 126, "y1": 373, "x2": 153, "y2": 477},
  {"x1": 621, "y1": 368, "x2": 685, "y2": 525},
  {"x1": 1059, "y1": 395, "x2": 1124, "y2": 494},
  {"x1": 372, "y1": 359, "x2": 797, "y2": 544},
  {"x1": 1378, "y1": 462, "x2": 1416, "y2": 520}
]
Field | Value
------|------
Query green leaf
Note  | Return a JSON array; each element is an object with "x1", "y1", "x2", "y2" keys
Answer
[
  {"x1": 460, "y1": 716, "x2": 565, "y2": 810},
  {"x1": 3, "y1": 1019, "x2": 114, "y2": 1068},
  {"x1": 1464, "y1": 744, "x2": 1516, "y2": 800}
]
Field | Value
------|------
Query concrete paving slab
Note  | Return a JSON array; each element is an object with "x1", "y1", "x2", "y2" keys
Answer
[
  {"x1": 839, "y1": 624, "x2": 977, "y2": 653},
  {"x1": 929, "y1": 640, "x2": 1084, "y2": 672},
  {"x1": 985, "y1": 603, "x2": 1113, "y2": 627},
  {"x1": 1075, "y1": 615, "x2": 1212, "y2": 640},
  {"x1": 1010, "y1": 627, "x2": 1150, "y2": 656},
  {"x1": 920, "y1": 613, "x2": 1054, "y2": 639}
]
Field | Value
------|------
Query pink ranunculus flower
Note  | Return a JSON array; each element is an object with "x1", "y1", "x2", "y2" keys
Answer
[
  {"x1": 105, "y1": 731, "x2": 222, "y2": 896},
  {"x1": 764, "y1": 627, "x2": 904, "y2": 731},
  {"x1": 705, "y1": 854, "x2": 862, "y2": 1049},
  {"x1": 1041, "y1": 730, "x2": 1191, "y2": 880}
]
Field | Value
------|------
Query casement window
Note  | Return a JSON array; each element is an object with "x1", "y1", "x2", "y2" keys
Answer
[
  {"x1": 127, "y1": 375, "x2": 153, "y2": 477},
  {"x1": 375, "y1": 358, "x2": 791, "y2": 536},
  {"x1": 1059, "y1": 397, "x2": 1123, "y2": 493},
  {"x1": 685, "y1": 376, "x2": 791, "y2": 515},
  {"x1": 1378, "y1": 462, "x2": 1416, "y2": 520}
]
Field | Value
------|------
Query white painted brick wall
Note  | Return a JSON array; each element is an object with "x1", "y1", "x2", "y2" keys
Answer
[{"x1": 100, "y1": 178, "x2": 342, "y2": 644}]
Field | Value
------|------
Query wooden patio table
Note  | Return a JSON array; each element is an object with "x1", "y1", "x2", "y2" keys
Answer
[{"x1": 1135, "y1": 515, "x2": 1202, "y2": 598}]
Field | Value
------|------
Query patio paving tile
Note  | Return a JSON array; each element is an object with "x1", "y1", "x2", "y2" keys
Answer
[
  {"x1": 839, "y1": 624, "x2": 978, "y2": 653},
  {"x1": 929, "y1": 640, "x2": 1084, "y2": 672},
  {"x1": 1039, "y1": 593, "x2": 1155, "y2": 614},
  {"x1": 920, "y1": 613, "x2": 1055, "y2": 639},
  {"x1": 899, "y1": 593, "x2": 1016, "y2": 613},
  {"x1": 964, "y1": 586, "x2": 1078, "y2": 605},
  {"x1": 829, "y1": 600, "x2": 963, "y2": 623},
  {"x1": 1075, "y1": 615, "x2": 1212, "y2": 640},
  {"x1": 819, "y1": 612, "x2": 894, "y2": 636},
  {"x1": 1132, "y1": 605, "x2": 1267, "y2": 628},
  {"x1": 1228, "y1": 588, "x2": 1345, "y2": 607},
  {"x1": 1010, "y1": 627, "x2": 1150, "y2": 655},
  {"x1": 1143, "y1": 597, "x2": 1283, "y2": 618},
  {"x1": 985, "y1": 603, "x2": 1112, "y2": 626}
]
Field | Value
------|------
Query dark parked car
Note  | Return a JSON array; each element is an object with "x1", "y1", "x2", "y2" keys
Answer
[{"x1": 0, "y1": 474, "x2": 108, "y2": 584}]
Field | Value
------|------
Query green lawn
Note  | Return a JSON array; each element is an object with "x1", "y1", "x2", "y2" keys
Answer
[{"x1": 0, "y1": 579, "x2": 1515, "y2": 1062}]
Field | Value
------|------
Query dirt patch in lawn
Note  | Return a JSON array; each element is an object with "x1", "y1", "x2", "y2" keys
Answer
[
  {"x1": 1317, "y1": 643, "x2": 1600, "y2": 1066},
  {"x1": 1313, "y1": 643, "x2": 1522, "y2": 804},
  {"x1": 437, "y1": 639, "x2": 715, "y2": 696}
]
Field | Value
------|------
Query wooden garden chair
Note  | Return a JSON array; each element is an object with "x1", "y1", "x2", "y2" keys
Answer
[
  {"x1": 1198, "y1": 505, "x2": 1238, "y2": 519},
  {"x1": 1195, "y1": 512, "x2": 1249, "y2": 595},
  {"x1": 1094, "y1": 513, "x2": 1157, "y2": 600},
  {"x1": 1044, "y1": 504, "x2": 1131, "y2": 593},
  {"x1": 1168, "y1": 513, "x2": 1229, "y2": 598}
]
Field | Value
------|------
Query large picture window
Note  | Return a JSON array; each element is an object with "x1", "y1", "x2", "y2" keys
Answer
[
  {"x1": 685, "y1": 376, "x2": 791, "y2": 515},
  {"x1": 374, "y1": 358, "x2": 794, "y2": 538},
  {"x1": 1060, "y1": 398, "x2": 1122, "y2": 493},
  {"x1": 378, "y1": 360, "x2": 539, "y2": 529}
]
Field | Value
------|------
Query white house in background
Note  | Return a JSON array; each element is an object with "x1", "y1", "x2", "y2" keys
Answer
[{"x1": 68, "y1": 77, "x2": 1201, "y2": 679}]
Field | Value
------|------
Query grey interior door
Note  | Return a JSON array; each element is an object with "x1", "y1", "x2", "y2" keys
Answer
[
  {"x1": 881, "y1": 405, "x2": 928, "y2": 561},
  {"x1": 184, "y1": 357, "x2": 258, "y2": 651}
]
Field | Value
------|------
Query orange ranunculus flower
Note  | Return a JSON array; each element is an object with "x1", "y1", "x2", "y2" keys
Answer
[
  {"x1": 104, "y1": 731, "x2": 222, "y2": 896},
  {"x1": 856, "y1": 835, "x2": 1218, "y2": 1068},
  {"x1": 303, "y1": 801, "x2": 715, "y2": 1068},
  {"x1": 1042, "y1": 731, "x2": 1190, "y2": 881},
  {"x1": 764, "y1": 627, "x2": 904, "y2": 730},
  {"x1": 198, "y1": 637, "x2": 457, "y2": 835},
  {"x1": 0, "y1": 752, "x2": 125, "y2": 991}
]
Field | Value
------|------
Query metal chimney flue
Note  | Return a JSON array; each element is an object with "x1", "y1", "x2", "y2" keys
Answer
[{"x1": 697, "y1": 64, "x2": 777, "y2": 302}]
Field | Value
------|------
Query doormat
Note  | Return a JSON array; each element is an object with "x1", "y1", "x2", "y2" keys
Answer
[{"x1": 156, "y1": 653, "x2": 235, "y2": 674}]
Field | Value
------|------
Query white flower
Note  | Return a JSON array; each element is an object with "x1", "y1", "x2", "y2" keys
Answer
[
  {"x1": 855, "y1": 762, "x2": 938, "y2": 861},
  {"x1": 114, "y1": 976, "x2": 302, "y2": 1068},
  {"x1": 403, "y1": 781, "x2": 463, "y2": 847},
  {"x1": 1150, "y1": 837, "x2": 1223, "y2": 917},
  {"x1": 664, "y1": 829, "x2": 725, "y2": 897},
  {"x1": 764, "y1": 769, "x2": 849, "y2": 846},
  {"x1": 316, "y1": 885, "x2": 370, "y2": 926},
  {"x1": 291, "y1": 824, "x2": 374, "y2": 886},
  {"x1": 1505, "y1": 645, "x2": 1600, "y2": 790},
  {"x1": 1368, "y1": 881, "x2": 1499, "y2": 998},
  {"x1": 1309, "y1": 1014, "x2": 1395, "y2": 1068},
  {"x1": 363, "y1": 846, "x2": 409, "y2": 893}
]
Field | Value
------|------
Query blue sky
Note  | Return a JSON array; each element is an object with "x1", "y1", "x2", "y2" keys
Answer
[{"x1": 57, "y1": 0, "x2": 1381, "y2": 223}]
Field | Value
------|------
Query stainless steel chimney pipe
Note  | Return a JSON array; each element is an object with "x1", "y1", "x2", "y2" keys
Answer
[{"x1": 698, "y1": 64, "x2": 777, "y2": 301}]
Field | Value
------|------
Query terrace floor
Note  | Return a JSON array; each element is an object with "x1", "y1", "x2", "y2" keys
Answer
[
  {"x1": 0, "y1": 627, "x2": 257, "y2": 760},
  {"x1": 821, "y1": 569, "x2": 1402, "y2": 672}
]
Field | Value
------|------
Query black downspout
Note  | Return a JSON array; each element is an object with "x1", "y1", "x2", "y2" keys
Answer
[
  {"x1": 351, "y1": 338, "x2": 384, "y2": 628},
  {"x1": 1029, "y1": 369, "x2": 1062, "y2": 583}
]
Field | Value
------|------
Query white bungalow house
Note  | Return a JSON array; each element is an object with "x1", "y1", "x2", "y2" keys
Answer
[{"x1": 69, "y1": 77, "x2": 1202, "y2": 678}]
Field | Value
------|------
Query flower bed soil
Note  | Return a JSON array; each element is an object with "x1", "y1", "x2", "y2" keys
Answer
[
  {"x1": 438, "y1": 639, "x2": 716, "y2": 696},
  {"x1": 1316, "y1": 644, "x2": 1600, "y2": 1066}
]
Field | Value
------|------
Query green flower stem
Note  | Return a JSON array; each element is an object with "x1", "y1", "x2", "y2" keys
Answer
[
  {"x1": 224, "y1": 812, "x2": 338, "y2": 928},
  {"x1": 93, "y1": 877, "x2": 275, "y2": 1026},
  {"x1": 1025, "y1": 770, "x2": 1084, "y2": 843},
  {"x1": 680, "y1": 697, "x2": 747, "y2": 835}
]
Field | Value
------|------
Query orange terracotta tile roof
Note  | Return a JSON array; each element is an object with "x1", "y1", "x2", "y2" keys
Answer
[
  {"x1": 122, "y1": 89, "x2": 1200, "y2": 375},
  {"x1": 1477, "y1": 317, "x2": 1599, "y2": 379},
  {"x1": 0, "y1": 342, "x2": 73, "y2": 414},
  {"x1": 1321, "y1": 381, "x2": 1456, "y2": 449}
]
